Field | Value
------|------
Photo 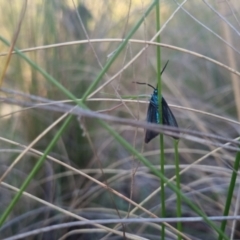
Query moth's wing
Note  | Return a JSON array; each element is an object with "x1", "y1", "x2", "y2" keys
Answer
[
  {"x1": 145, "y1": 100, "x2": 159, "y2": 143},
  {"x1": 162, "y1": 97, "x2": 179, "y2": 139}
]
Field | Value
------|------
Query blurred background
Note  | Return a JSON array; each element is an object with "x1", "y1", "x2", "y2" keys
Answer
[{"x1": 0, "y1": 0, "x2": 240, "y2": 239}]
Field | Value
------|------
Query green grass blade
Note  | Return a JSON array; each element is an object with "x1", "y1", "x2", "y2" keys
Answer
[
  {"x1": 218, "y1": 150, "x2": 240, "y2": 240},
  {"x1": 174, "y1": 139, "x2": 182, "y2": 239},
  {"x1": 155, "y1": 2, "x2": 165, "y2": 238}
]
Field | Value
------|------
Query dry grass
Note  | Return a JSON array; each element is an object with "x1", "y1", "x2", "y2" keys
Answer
[{"x1": 0, "y1": 0, "x2": 240, "y2": 239}]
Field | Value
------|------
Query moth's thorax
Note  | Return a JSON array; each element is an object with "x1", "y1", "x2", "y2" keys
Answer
[
  {"x1": 150, "y1": 89, "x2": 160, "y2": 124},
  {"x1": 151, "y1": 89, "x2": 159, "y2": 103}
]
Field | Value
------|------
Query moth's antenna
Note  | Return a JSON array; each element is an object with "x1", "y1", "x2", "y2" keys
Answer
[
  {"x1": 133, "y1": 60, "x2": 169, "y2": 90},
  {"x1": 160, "y1": 60, "x2": 169, "y2": 75},
  {"x1": 132, "y1": 82, "x2": 155, "y2": 90}
]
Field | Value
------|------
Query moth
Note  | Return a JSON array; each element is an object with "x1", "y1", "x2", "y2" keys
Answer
[{"x1": 134, "y1": 61, "x2": 179, "y2": 143}]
